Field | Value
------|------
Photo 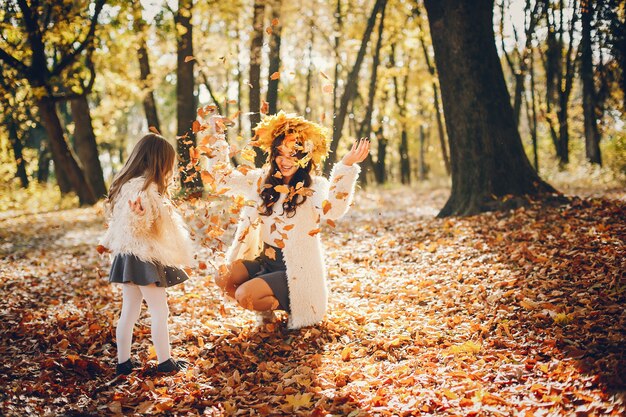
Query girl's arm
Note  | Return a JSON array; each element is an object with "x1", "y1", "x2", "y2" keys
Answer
[
  {"x1": 198, "y1": 116, "x2": 263, "y2": 199},
  {"x1": 314, "y1": 139, "x2": 370, "y2": 221},
  {"x1": 126, "y1": 186, "x2": 160, "y2": 234}
]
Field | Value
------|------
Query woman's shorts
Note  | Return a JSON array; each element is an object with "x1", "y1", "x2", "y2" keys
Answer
[{"x1": 241, "y1": 244, "x2": 290, "y2": 312}]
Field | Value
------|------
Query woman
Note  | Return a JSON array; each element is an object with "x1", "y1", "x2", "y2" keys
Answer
[{"x1": 200, "y1": 110, "x2": 369, "y2": 329}]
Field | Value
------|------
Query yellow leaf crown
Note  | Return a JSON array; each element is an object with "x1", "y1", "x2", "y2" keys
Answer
[{"x1": 252, "y1": 111, "x2": 331, "y2": 168}]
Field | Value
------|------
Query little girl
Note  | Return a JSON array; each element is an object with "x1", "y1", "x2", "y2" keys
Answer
[
  {"x1": 199, "y1": 110, "x2": 369, "y2": 329},
  {"x1": 99, "y1": 133, "x2": 194, "y2": 375}
]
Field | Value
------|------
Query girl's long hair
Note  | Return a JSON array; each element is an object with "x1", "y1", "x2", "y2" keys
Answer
[
  {"x1": 106, "y1": 134, "x2": 176, "y2": 209},
  {"x1": 260, "y1": 133, "x2": 313, "y2": 218}
]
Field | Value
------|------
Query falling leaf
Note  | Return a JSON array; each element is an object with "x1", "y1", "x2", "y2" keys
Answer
[
  {"x1": 323, "y1": 84, "x2": 333, "y2": 93},
  {"x1": 260, "y1": 100, "x2": 269, "y2": 114},
  {"x1": 265, "y1": 246, "x2": 276, "y2": 260},
  {"x1": 148, "y1": 126, "x2": 161, "y2": 135},
  {"x1": 184, "y1": 55, "x2": 195, "y2": 62},
  {"x1": 320, "y1": 71, "x2": 330, "y2": 80},
  {"x1": 271, "y1": 17, "x2": 280, "y2": 26},
  {"x1": 322, "y1": 200, "x2": 332, "y2": 215},
  {"x1": 96, "y1": 245, "x2": 108, "y2": 254},
  {"x1": 308, "y1": 228, "x2": 321, "y2": 236},
  {"x1": 274, "y1": 184, "x2": 290, "y2": 193},
  {"x1": 270, "y1": 71, "x2": 280, "y2": 80}
]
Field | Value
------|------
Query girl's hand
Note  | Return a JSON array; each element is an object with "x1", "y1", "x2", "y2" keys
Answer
[
  {"x1": 341, "y1": 138, "x2": 370, "y2": 166},
  {"x1": 128, "y1": 197, "x2": 146, "y2": 215}
]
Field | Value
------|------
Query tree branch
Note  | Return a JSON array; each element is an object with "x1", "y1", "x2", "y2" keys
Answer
[
  {"x1": 51, "y1": 0, "x2": 105, "y2": 77},
  {"x1": 0, "y1": 47, "x2": 30, "y2": 77}
]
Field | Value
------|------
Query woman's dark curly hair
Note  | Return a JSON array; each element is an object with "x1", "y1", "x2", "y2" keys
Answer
[{"x1": 259, "y1": 133, "x2": 313, "y2": 218}]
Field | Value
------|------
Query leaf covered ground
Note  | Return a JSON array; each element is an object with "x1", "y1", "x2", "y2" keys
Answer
[{"x1": 0, "y1": 186, "x2": 624, "y2": 416}]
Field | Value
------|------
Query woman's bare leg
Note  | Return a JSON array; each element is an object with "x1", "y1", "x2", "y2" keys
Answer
[
  {"x1": 215, "y1": 260, "x2": 250, "y2": 298},
  {"x1": 234, "y1": 278, "x2": 279, "y2": 311}
]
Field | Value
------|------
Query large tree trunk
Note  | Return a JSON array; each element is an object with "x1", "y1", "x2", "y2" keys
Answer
[
  {"x1": 70, "y1": 95, "x2": 107, "y2": 198},
  {"x1": 423, "y1": 0, "x2": 554, "y2": 217},
  {"x1": 176, "y1": 0, "x2": 201, "y2": 190},
  {"x1": 38, "y1": 97, "x2": 96, "y2": 204},
  {"x1": 266, "y1": 0, "x2": 283, "y2": 115},
  {"x1": 250, "y1": 0, "x2": 266, "y2": 167},
  {"x1": 324, "y1": 0, "x2": 387, "y2": 174},
  {"x1": 581, "y1": 0, "x2": 602, "y2": 165}
]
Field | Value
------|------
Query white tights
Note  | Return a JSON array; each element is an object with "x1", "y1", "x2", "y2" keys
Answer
[{"x1": 116, "y1": 283, "x2": 171, "y2": 364}]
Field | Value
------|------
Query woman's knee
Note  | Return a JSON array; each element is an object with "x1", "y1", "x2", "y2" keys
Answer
[
  {"x1": 234, "y1": 284, "x2": 254, "y2": 309},
  {"x1": 216, "y1": 260, "x2": 248, "y2": 289}
]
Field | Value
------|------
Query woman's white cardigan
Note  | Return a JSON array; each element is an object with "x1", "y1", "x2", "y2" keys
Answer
[
  {"x1": 203, "y1": 136, "x2": 360, "y2": 329},
  {"x1": 99, "y1": 177, "x2": 194, "y2": 267}
]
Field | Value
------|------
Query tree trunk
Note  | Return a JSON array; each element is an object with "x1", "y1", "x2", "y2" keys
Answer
[
  {"x1": 324, "y1": 0, "x2": 387, "y2": 174},
  {"x1": 138, "y1": 41, "x2": 161, "y2": 132},
  {"x1": 418, "y1": 124, "x2": 426, "y2": 181},
  {"x1": 266, "y1": 0, "x2": 283, "y2": 115},
  {"x1": 236, "y1": 27, "x2": 243, "y2": 135},
  {"x1": 581, "y1": 0, "x2": 602, "y2": 165},
  {"x1": 304, "y1": 21, "x2": 315, "y2": 119},
  {"x1": 399, "y1": 129, "x2": 410, "y2": 184},
  {"x1": 373, "y1": 126, "x2": 387, "y2": 184},
  {"x1": 176, "y1": 0, "x2": 202, "y2": 190},
  {"x1": 38, "y1": 97, "x2": 96, "y2": 204},
  {"x1": 527, "y1": 50, "x2": 539, "y2": 171},
  {"x1": 7, "y1": 117, "x2": 29, "y2": 188},
  {"x1": 391, "y1": 44, "x2": 411, "y2": 185},
  {"x1": 417, "y1": 14, "x2": 450, "y2": 176},
  {"x1": 332, "y1": 0, "x2": 342, "y2": 119},
  {"x1": 250, "y1": 0, "x2": 266, "y2": 167},
  {"x1": 133, "y1": 0, "x2": 161, "y2": 132},
  {"x1": 70, "y1": 94, "x2": 107, "y2": 198},
  {"x1": 37, "y1": 138, "x2": 51, "y2": 183},
  {"x1": 423, "y1": 0, "x2": 554, "y2": 217}
]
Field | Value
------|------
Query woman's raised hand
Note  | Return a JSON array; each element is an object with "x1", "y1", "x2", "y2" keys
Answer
[
  {"x1": 128, "y1": 197, "x2": 146, "y2": 215},
  {"x1": 341, "y1": 138, "x2": 370, "y2": 166}
]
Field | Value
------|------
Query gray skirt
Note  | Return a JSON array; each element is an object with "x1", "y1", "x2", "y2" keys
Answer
[
  {"x1": 109, "y1": 254, "x2": 189, "y2": 288},
  {"x1": 241, "y1": 243, "x2": 290, "y2": 313}
]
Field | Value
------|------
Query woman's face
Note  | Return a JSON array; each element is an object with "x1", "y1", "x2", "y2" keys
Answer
[{"x1": 275, "y1": 144, "x2": 299, "y2": 180}]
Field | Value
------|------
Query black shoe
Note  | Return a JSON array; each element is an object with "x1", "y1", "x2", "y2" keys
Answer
[
  {"x1": 116, "y1": 358, "x2": 139, "y2": 376},
  {"x1": 156, "y1": 358, "x2": 189, "y2": 374}
]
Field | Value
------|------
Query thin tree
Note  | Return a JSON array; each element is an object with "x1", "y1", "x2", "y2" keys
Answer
[
  {"x1": 266, "y1": 0, "x2": 283, "y2": 115},
  {"x1": 324, "y1": 0, "x2": 387, "y2": 174},
  {"x1": 414, "y1": 5, "x2": 450, "y2": 176},
  {"x1": 132, "y1": 0, "x2": 161, "y2": 132},
  {"x1": 423, "y1": 0, "x2": 555, "y2": 217},
  {"x1": 541, "y1": 0, "x2": 579, "y2": 166},
  {"x1": 358, "y1": 1, "x2": 388, "y2": 184},
  {"x1": 580, "y1": 0, "x2": 602, "y2": 164},
  {"x1": 175, "y1": 0, "x2": 202, "y2": 190},
  {"x1": 250, "y1": 0, "x2": 266, "y2": 167}
]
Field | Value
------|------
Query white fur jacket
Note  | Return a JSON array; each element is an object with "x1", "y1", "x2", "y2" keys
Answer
[
  {"x1": 203, "y1": 136, "x2": 360, "y2": 329},
  {"x1": 99, "y1": 177, "x2": 195, "y2": 267}
]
